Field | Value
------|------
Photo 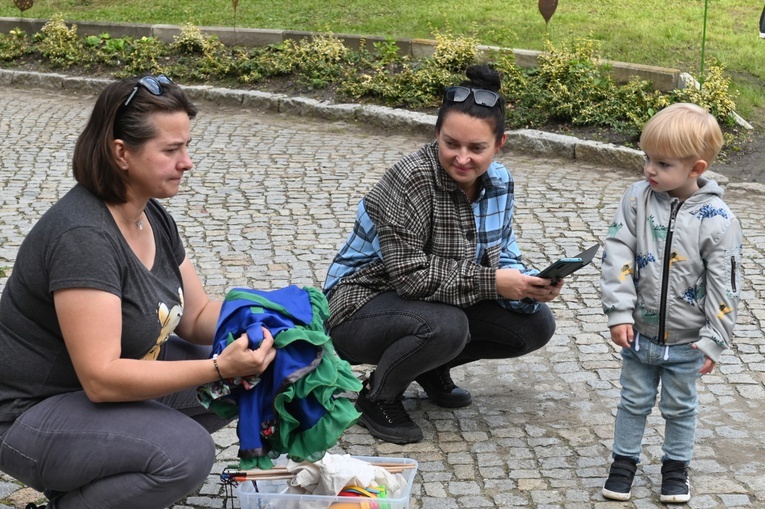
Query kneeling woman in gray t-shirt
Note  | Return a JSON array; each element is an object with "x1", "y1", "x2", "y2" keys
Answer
[{"x1": 0, "y1": 76, "x2": 276, "y2": 509}]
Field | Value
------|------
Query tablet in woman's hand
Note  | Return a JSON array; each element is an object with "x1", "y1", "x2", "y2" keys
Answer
[{"x1": 536, "y1": 244, "x2": 600, "y2": 283}]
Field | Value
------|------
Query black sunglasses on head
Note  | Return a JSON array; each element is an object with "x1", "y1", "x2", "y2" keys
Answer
[
  {"x1": 123, "y1": 74, "x2": 173, "y2": 108},
  {"x1": 443, "y1": 86, "x2": 504, "y2": 113}
]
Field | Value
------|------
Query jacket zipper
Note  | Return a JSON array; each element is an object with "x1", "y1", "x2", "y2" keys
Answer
[
  {"x1": 658, "y1": 200, "x2": 680, "y2": 344},
  {"x1": 731, "y1": 257, "x2": 737, "y2": 293}
]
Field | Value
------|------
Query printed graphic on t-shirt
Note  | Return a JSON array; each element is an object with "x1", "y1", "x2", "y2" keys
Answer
[{"x1": 142, "y1": 287, "x2": 184, "y2": 360}]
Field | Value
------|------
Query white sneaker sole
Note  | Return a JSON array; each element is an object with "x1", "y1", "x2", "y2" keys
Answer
[
  {"x1": 660, "y1": 492, "x2": 691, "y2": 503},
  {"x1": 602, "y1": 487, "x2": 631, "y2": 501}
]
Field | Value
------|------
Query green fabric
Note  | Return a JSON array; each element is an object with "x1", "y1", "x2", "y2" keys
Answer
[{"x1": 218, "y1": 286, "x2": 361, "y2": 470}]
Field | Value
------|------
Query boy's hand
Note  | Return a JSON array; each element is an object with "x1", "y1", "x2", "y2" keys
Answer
[
  {"x1": 698, "y1": 357, "x2": 716, "y2": 375},
  {"x1": 691, "y1": 343, "x2": 717, "y2": 375},
  {"x1": 609, "y1": 324, "x2": 633, "y2": 348}
]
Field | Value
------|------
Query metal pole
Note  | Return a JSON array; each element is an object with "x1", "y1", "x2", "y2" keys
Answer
[{"x1": 700, "y1": 0, "x2": 709, "y2": 91}]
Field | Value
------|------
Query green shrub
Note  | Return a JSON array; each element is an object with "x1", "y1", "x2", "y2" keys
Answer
[
  {"x1": 232, "y1": 44, "x2": 298, "y2": 84},
  {"x1": 118, "y1": 36, "x2": 167, "y2": 77},
  {"x1": 339, "y1": 61, "x2": 460, "y2": 108},
  {"x1": 496, "y1": 38, "x2": 709, "y2": 137},
  {"x1": 671, "y1": 61, "x2": 738, "y2": 126},
  {"x1": 430, "y1": 27, "x2": 479, "y2": 73},
  {"x1": 81, "y1": 33, "x2": 129, "y2": 67},
  {"x1": 338, "y1": 27, "x2": 476, "y2": 107},
  {"x1": 0, "y1": 28, "x2": 30, "y2": 61},
  {"x1": 494, "y1": 56, "x2": 551, "y2": 128},
  {"x1": 172, "y1": 23, "x2": 207, "y2": 54},
  {"x1": 288, "y1": 32, "x2": 351, "y2": 88},
  {"x1": 169, "y1": 24, "x2": 235, "y2": 80},
  {"x1": 0, "y1": 22, "x2": 742, "y2": 144},
  {"x1": 535, "y1": 38, "x2": 617, "y2": 122},
  {"x1": 372, "y1": 37, "x2": 402, "y2": 66},
  {"x1": 34, "y1": 14, "x2": 82, "y2": 68}
]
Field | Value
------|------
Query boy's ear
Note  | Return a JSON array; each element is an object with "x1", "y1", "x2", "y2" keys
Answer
[{"x1": 690, "y1": 159, "x2": 708, "y2": 177}]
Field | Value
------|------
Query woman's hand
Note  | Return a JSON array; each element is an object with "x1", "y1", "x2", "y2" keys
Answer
[
  {"x1": 216, "y1": 327, "x2": 276, "y2": 379},
  {"x1": 496, "y1": 268, "x2": 564, "y2": 303}
]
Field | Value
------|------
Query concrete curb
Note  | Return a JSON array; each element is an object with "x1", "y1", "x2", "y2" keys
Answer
[{"x1": 1, "y1": 68, "x2": 762, "y2": 195}]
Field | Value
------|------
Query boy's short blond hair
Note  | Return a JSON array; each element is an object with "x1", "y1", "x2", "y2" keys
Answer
[{"x1": 639, "y1": 103, "x2": 724, "y2": 165}]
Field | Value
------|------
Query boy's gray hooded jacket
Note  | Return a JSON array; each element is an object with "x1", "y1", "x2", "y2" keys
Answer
[{"x1": 600, "y1": 178, "x2": 743, "y2": 362}]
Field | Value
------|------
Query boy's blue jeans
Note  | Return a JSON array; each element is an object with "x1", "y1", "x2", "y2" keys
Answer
[{"x1": 613, "y1": 333, "x2": 705, "y2": 465}]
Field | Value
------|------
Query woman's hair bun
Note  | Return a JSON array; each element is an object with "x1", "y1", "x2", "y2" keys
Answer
[{"x1": 465, "y1": 64, "x2": 501, "y2": 92}]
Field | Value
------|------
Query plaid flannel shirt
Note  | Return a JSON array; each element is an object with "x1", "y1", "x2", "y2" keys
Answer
[{"x1": 323, "y1": 140, "x2": 538, "y2": 329}]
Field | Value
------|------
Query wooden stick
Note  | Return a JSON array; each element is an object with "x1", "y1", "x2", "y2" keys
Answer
[
  {"x1": 232, "y1": 461, "x2": 415, "y2": 481},
  {"x1": 239, "y1": 461, "x2": 415, "y2": 475},
  {"x1": 367, "y1": 462, "x2": 416, "y2": 470}
]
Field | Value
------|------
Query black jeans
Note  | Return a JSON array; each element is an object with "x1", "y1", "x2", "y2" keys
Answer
[{"x1": 329, "y1": 291, "x2": 556, "y2": 401}]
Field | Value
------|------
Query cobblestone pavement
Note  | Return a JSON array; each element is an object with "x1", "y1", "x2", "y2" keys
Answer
[{"x1": 1, "y1": 85, "x2": 764, "y2": 509}]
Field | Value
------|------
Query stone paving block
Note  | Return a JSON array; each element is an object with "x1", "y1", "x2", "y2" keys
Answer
[{"x1": 0, "y1": 482, "x2": 16, "y2": 500}]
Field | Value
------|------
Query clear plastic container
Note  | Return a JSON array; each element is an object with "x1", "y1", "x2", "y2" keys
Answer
[{"x1": 236, "y1": 455, "x2": 418, "y2": 509}]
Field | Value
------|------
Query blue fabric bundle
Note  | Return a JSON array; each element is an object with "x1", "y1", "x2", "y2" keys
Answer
[{"x1": 198, "y1": 285, "x2": 361, "y2": 469}]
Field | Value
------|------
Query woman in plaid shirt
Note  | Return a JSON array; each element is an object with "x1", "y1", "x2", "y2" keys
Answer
[{"x1": 323, "y1": 65, "x2": 564, "y2": 444}]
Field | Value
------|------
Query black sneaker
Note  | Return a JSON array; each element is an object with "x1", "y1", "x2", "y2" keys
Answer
[
  {"x1": 25, "y1": 504, "x2": 47, "y2": 509},
  {"x1": 415, "y1": 365, "x2": 472, "y2": 408},
  {"x1": 355, "y1": 383, "x2": 423, "y2": 444},
  {"x1": 660, "y1": 460, "x2": 691, "y2": 503},
  {"x1": 602, "y1": 455, "x2": 637, "y2": 501}
]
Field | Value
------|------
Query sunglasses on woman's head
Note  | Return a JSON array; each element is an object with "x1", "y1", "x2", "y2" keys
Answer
[
  {"x1": 123, "y1": 74, "x2": 173, "y2": 108},
  {"x1": 443, "y1": 86, "x2": 503, "y2": 113}
]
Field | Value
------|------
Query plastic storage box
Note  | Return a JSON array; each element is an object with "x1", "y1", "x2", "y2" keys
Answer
[{"x1": 236, "y1": 455, "x2": 418, "y2": 509}]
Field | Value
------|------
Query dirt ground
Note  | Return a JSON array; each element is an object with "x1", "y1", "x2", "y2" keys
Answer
[{"x1": 712, "y1": 130, "x2": 765, "y2": 184}]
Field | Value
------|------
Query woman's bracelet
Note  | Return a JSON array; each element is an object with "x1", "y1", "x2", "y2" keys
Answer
[{"x1": 212, "y1": 354, "x2": 225, "y2": 382}]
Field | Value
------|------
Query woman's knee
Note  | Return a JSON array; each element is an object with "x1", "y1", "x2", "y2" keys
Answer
[
  {"x1": 426, "y1": 306, "x2": 470, "y2": 354},
  {"x1": 155, "y1": 418, "x2": 216, "y2": 486},
  {"x1": 331, "y1": 297, "x2": 469, "y2": 362},
  {"x1": 518, "y1": 304, "x2": 556, "y2": 354},
  {"x1": 536, "y1": 304, "x2": 557, "y2": 337}
]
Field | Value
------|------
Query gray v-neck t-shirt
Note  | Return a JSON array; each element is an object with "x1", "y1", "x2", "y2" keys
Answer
[{"x1": 0, "y1": 184, "x2": 186, "y2": 422}]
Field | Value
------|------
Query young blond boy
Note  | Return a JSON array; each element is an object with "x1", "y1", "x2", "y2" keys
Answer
[{"x1": 599, "y1": 103, "x2": 743, "y2": 503}]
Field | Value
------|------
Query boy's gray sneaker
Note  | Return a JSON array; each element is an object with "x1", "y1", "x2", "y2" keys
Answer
[
  {"x1": 602, "y1": 455, "x2": 637, "y2": 501},
  {"x1": 660, "y1": 460, "x2": 691, "y2": 503}
]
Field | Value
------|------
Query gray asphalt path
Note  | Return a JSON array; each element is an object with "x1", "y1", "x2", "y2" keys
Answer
[{"x1": 1, "y1": 85, "x2": 763, "y2": 509}]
